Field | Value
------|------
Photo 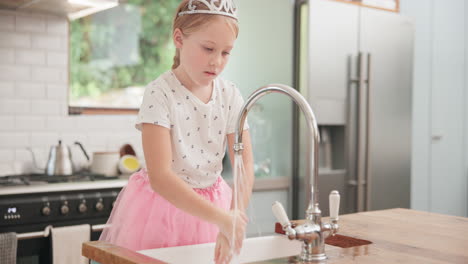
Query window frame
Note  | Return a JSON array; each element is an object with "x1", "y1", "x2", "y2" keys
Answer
[
  {"x1": 68, "y1": 1, "x2": 178, "y2": 115},
  {"x1": 68, "y1": 106, "x2": 138, "y2": 115},
  {"x1": 330, "y1": 0, "x2": 400, "y2": 13}
]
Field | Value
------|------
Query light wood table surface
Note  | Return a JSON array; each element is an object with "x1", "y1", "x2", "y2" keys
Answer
[{"x1": 83, "y1": 208, "x2": 468, "y2": 263}]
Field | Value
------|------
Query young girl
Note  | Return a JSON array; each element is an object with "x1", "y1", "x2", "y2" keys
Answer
[{"x1": 99, "y1": 0, "x2": 254, "y2": 263}]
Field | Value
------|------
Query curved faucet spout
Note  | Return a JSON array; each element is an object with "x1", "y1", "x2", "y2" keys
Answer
[{"x1": 233, "y1": 84, "x2": 321, "y2": 215}]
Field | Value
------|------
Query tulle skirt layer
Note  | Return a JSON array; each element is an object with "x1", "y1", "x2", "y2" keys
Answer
[{"x1": 99, "y1": 169, "x2": 232, "y2": 251}]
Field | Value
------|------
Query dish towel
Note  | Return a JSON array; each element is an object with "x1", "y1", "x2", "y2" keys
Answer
[
  {"x1": 0, "y1": 232, "x2": 17, "y2": 264},
  {"x1": 52, "y1": 224, "x2": 90, "y2": 264}
]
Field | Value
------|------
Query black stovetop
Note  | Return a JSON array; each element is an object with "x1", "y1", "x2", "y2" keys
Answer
[{"x1": 0, "y1": 172, "x2": 119, "y2": 187}]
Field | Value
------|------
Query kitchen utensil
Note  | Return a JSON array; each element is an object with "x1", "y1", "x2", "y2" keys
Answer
[
  {"x1": 118, "y1": 155, "x2": 140, "y2": 174},
  {"x1": 119, "y1": 144, "x2": 136, "y2": 157},
  {"x1": 29, "y1": 140, "x2": 89, "y2": 176},
  {"x1": 90, "y1": 152, "x2": 119, "y2": 177}
]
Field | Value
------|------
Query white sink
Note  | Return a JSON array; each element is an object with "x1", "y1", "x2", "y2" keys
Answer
[{"x1": 138, "y1": 235, "x2": 302, "y2": 264}]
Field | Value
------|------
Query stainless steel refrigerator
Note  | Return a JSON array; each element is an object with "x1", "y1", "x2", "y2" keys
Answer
[{"x1": 294, "y1": 0, "x2": 414, "y2": 218}]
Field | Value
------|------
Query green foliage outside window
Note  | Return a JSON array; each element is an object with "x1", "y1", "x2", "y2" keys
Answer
[{"x1": 70, "y1": 0, "x2": 180, "y2": 107}]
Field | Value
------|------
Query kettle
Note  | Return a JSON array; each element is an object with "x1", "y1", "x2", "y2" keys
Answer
[{"x1": 29, "y1": 140, "x2": 90, "y2": 176}]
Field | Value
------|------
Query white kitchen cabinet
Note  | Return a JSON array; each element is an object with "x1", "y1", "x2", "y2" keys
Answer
[
  {"x1": 403, "y1": 0, "x2": 432, "y2": 214},
  {"x1": 402, "y1": 0, "x2": 468, "y2": 217},
  {"x1": 430, "y1": 0, "x2": 466, "y2": 216}
]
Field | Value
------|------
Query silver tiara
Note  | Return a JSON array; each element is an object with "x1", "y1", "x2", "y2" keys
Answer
[{"x1": 178, "y1": 0, "x2": 238, "y2": 20}]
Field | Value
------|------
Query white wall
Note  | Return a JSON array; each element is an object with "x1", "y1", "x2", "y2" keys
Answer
[
  {"x1": 0, "y1": 10, "x2": 141, "y2": 175},
  {"x1": 401, "y1": 0, "x2": 468, "y2": 217},
  {"x1": 401, "y1": 0, "x2": 432, "y2": 213},
  {"x1": 430, "y1": 0, "x2": 466, "y2": 216}
]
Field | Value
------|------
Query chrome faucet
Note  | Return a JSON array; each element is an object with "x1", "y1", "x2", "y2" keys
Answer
[{"x1": 233, "y1": 84, "x2": 340, "y2": 262}]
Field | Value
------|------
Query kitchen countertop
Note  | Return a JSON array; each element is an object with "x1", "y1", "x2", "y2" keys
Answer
[
  {"x1": 262, "y1": 208, "x2": 468, "y2": 263},
  {"x1": 0, "y1": 175, "x2": 290, "y2": 196},
  {"x1": 0, "y1": 176, "x2": 129, "y2": 196},
  {"x1": 82, "y1": 208, "x2": 468, "y2": 263}
]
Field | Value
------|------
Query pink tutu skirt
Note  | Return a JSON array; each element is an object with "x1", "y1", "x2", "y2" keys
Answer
[{"x1": 99, "y1": 168, "x2": 232, "y2": 251}]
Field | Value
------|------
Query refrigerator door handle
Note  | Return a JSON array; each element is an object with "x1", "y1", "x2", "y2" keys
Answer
[
  {"x1": 356, "y1": 52, "x2": 367, "y2": 212},
  {"x1": 364, "y1": 53, "x2": 372, "y2": 211},
  {"x1": 345, "y1": 53, "x2": 359, "y2": 213},
  {"x1": 346, "y1": 52, "x2": 371, "y2": 213}
]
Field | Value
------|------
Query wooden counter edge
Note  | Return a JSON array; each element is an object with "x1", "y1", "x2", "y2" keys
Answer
[
  {"x1": 275, "y1": 208, "x2": 468, "y2": 235},
  {"x1": 82, "y1": 241, "x2": 167, "y2": 264},
  {"x1": 83, "y1": 209, "x2": 468, "y2": 264}
]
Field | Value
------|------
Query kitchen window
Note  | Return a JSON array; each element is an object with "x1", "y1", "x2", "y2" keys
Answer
[{"x1": 69, "y1": 0, "x2": 180, "y2": 115}]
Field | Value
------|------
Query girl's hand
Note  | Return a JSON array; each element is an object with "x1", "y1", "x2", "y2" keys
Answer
[
  {"x1": 217, "y1": 209, "x2": 248, "y2": 254},
  {"x1": 214, "y1": 233, "x2": 232, "y2": 264}
]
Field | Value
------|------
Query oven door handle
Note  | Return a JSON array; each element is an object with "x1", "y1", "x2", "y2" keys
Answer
[
  {"x1": 16, "y1": 224, "x2": 109, "y2": 240},
  {"x1": 91, "y1": 224, "x2": 109, "y2": 232},
  {"x1": 16, "y1": 225, "x2": 52, "y2": 240}
]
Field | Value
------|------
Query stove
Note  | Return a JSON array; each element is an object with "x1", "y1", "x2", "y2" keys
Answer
[
  {"x1": 0, "y1": 172, "x2": 119, "y2": 186},
  {"x1": 0, "y1": 172, "x2": 129, "y2": 263}
]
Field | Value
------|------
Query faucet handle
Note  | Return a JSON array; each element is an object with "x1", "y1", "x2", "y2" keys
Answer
[
  {"x1": 272, "y1": 201, "x2": 290, "y2": 227},
  {"x1": 329, "y1": 190, "x2": 340, "y2": 221}
]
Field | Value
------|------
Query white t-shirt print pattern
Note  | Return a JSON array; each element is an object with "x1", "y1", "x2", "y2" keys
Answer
[{"x1": 136, "y1": 71, "x2": 249, "y2": 188}]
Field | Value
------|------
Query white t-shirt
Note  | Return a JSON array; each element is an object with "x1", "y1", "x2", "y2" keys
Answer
[{"x1": 135, "y1": 71, "x2": 248, "y2": 188}]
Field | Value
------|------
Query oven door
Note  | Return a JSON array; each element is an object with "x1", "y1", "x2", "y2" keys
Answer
[{"x1": 11, "y1": 219, "x2": 107, "y2": 264}]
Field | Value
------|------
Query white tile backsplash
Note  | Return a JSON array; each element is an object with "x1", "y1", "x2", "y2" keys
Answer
[
  {"x1": 16, "y1": 14, "x2": 46, "y2": 33},
  {"x1": 16, "y1": 49, "x2": 46, "y2": 65},
  {"x1": 0, "y1": 164, "x2": 14, "y2": 176},
  {"x1": 86, "y1": 132, "x2": 109, "y2": 148},
  {"x1": 46, "y1": 16, "x2": 68, "y2": 35},
  {"x1": 106, "y1": 133, "x2": 138, "y2": 150},
  {"x1": 76, "y1": 116, "x2": 116, "y2": 130},
  {"x1": 31, "y1": 67, "x2": 66, "y2": 82},
  {"x1": 0, "y1": 133, "x2": 30, "y2": 148},
  {"x1": 0, "y1": 82, "x2": 15, "y2": 97},
  {"x1": 16, "y1": 82, "x2": 46, "y2": 98},
  {"x1": 0, "y1": 116, "x2": 15, "y2": 131},
  {"x1": 0, "y1": 99, "x2": 31, "y2": 114},
  {"x1": 0, "y1": 149, "x2": 15, "y2": 162},
  {"x1": 0, "y1": 65, "x2": 30, "y2": 81},
  {"x1": 0, "y1": 10, "x2": 142, "y2": 175},
  {"x1": 16, "y1": 116, "x2": 47, "y2": 130},
  {"x1": 0, "y1": 48, "x2": 14, "y2": 64},
  {"x1": 47, "y1": 51, "x2": 67, "y2": 66},
  {"x1": 46, "y1": 84, "x2": 67, "y2": 99},
  {"x1": 30, "y1": 100, "x2": 61, "y2": 115},
  {"x1": 31, "y1": 35, "x2": 62, "y2": 50},
  {"x1": 15, "y1": 149, "x2": 33, "y2": 162},
  {"x1": 46, "y1": 116, "x2": 76, "y2": 131},
  {"x1": 21, "y1": 147, "x2": 48, "y2": 172},
  {"x1": 30, "y1": 132, "x2": 60, "y2": 147},
  {"x1": 0, "y1": 14, "x2": 14, "y2": 30},
  {"x1": 59, "y1": 133, "x2": 88, "y2": 146},
  {"x1": 0, "y1": 32, "x2": 31, "y2": 48}
]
